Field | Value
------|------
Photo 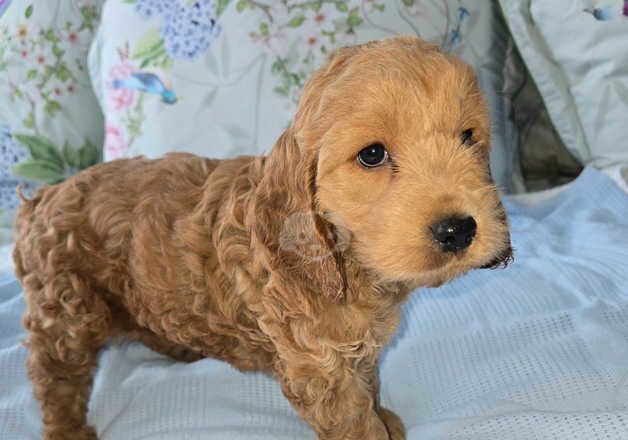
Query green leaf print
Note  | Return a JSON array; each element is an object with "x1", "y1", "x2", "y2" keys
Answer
[
  {"x1": 62, "y1": 142, "x2": 81, "y2": 169},
  {"x1": 335, "y1": 2, "x2": 348, "y2": 13},
  {"x1": 306, "y1": 1, "x2": 323, "y2": 11},
  {"x1": 14, "y1": 134, "x2": 64, "y2": 169},
  {"x1": 402, "y1": 0, "x2": 415, "y2": 6},
  {"x1": 259, "y1": 22, "x2": 270, "y2": 37},
  {"x1": 22, "y1": 117, "x2": 34, "y2": 129},
  {"x1": 55, "y1": 63, "x2": 72, "y2": 82},
  {"x1": 288, "y1": 15, "x2": 306, "y2": 27},
  {"x1": 12, "y1": 160, "x2": 65, "y2": 183},
  {"x1": 25, "y1": 4, "x2": 33, "y2": 19},
  {"x1": 133, "y1": 29, "x2": 164, "y2": 58},
  {"x1": 132, "y1": 29, "x2": 168, "y2": 69},
  {"x1": 216, "y1": 0, "x2": 231, "y2": 16},
  {"x1": 12, "y1": 136, "x2": 101, "y2": 183},
  {"x1": 0, "y1": 46, "x2": 7, "y2": 72},
  {"x1": 236, "y1": 0, "x2": 252, "y2": 13},
  {"x1": 44, "y1": 100, "x2": 62, "y2": 117},
  {"x1": 80, "y1": 5, "x2": 100, "y2": 31},
  {"x1": 78, "y1": 139, "x2": 100, "y2": 169},
  {"x1": 44, "y1": 29, "x2": 60, "y2": 43},
  {"x1": 347, "y1": 7, "x2": 363, "y2": 27},
  {"x1": 52, "y1": 45, "x2": 65, "y2": 58}
]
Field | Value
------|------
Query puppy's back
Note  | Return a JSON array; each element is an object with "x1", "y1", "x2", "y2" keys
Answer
[{"x1": 12, "y1": 153, "x2": 218, "y2": 294}]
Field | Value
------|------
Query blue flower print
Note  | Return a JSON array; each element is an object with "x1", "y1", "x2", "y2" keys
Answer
[
  {"x1": 135, "y1": 0, "x2": 174, "y2": 20},
  {"x1": 0, "y1": 124, "x2": 29, "y2": 210},
  {"x1": 161, "y1": 0, "x2": 222, "y2": 60},
  {"x1": 133, "y1": 0, "x2": 222, "y2": 61}
]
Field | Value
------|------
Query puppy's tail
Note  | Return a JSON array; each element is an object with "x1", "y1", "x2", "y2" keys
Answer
[
  {"x1": 14, "y1": 184, "x2": 44, "y2": 223},
  {"x1": 16, "y1": 184, "x2": 28, "y2": 204}
]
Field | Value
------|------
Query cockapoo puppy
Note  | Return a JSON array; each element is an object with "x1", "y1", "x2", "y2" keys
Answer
[{"x1": 13, "y1": 36, "x2": 512, "y2": 440}]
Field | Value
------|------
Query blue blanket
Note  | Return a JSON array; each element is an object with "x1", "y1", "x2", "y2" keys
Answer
[{"x1": 1, "y1": 167, "x2": 627, "y2": 439}]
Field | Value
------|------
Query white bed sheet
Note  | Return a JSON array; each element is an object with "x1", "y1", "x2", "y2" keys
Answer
[{"x1": 1, "y1": 166, "x2": 627, "y2": 440}]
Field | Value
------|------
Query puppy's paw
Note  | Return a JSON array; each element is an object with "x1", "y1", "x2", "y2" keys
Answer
[
  {"x1": 45, "y1": 425, "x2": 98, "y2": 440},
  {"x1": 378, "y1": 407, "x2": 405, "y2": 440}
]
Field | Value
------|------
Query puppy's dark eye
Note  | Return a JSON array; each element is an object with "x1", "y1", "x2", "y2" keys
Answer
[
  {"x1": 461, "y1": 129, "x2": 474, "y2": 146},
  {"x1": 357, "y1": 143, "x2": 388, "y2": 168}
]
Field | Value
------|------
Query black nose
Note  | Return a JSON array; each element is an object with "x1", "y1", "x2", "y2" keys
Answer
[{"x1": 430, "y1": 216, "x2": 477, "y2": 252}]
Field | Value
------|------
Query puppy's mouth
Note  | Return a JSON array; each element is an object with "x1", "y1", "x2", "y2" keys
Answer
[{"x1": 480, "y1": 246, "x2": 514, "y2": 269}]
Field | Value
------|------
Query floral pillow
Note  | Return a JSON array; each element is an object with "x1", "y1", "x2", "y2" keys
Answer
[
  {"x1": 0, "y1": 0, "x2": 104, "y2": 242},
  {"x1": 90, "y1": 0, "x2": 523, "y2": 192}
]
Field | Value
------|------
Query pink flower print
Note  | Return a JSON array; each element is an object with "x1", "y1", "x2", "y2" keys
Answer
[
  {"x1": 304, "y1": 34, "x2": 325, "y2": 56},
  {"x1": 107, "y1": 61, "x2": 137, "y2": 111},
  {"x1": 67, "y1": 31, "x2": 79, "y2": 44},
  {"x1": 104, "y1": 123, "x2": 127, "y2": 160},
  {"x1": 32, "y1": 47, "x2": 52, "y2": 75},
  {"x1": 304, "y1": 3, "x2": 336, "y2": 32},
  {"x1": 313, "y1": 13, "x2": 326, "y2": 25}
]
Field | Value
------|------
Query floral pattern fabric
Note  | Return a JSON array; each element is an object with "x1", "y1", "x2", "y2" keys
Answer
[
  {"x1": 91, "y1": 0, "x2": 522, "y2": 193},
  {"x1": 0, "y1": 0, "x2": 104, "y2": 242}
]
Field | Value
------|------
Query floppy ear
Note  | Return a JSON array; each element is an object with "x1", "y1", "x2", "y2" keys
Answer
[
  {"x1": 282, "y1": 151, "x2": 349, "y2": 302},
  {"x1": 291, "y1": 44, "x2": 364, "y2": 145},
  {"x1": 252, "y1": 45, "x2": 371, "y2": 302},
  {"x1": 253, "y1": 128, "x2": 348, "y2": 303},
  {"x1": 294, "y1": 48, "x2": 351, "y2": 112}
]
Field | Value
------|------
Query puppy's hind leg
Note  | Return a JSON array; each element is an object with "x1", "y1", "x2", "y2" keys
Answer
[{"x1": 21, "y1": 271, "x2": 111, "y2": 440}]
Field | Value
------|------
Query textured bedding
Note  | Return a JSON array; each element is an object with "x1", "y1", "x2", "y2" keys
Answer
[{"x1": 1, "y1": 167, "x2": 628, "y2": 439}]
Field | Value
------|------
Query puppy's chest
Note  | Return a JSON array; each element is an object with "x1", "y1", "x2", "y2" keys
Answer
[{"x1": 326, "y1": 298, "x2": 402, "y2": 348}]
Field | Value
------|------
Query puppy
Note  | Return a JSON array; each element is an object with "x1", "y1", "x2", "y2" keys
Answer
[{"x1": 13, "y1": 36, "x2": 512, "y2": 440}]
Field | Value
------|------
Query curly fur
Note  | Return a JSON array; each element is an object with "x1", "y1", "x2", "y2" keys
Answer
[{"x1": 13, "y1": 36, "x2": 512, "y2": 440}]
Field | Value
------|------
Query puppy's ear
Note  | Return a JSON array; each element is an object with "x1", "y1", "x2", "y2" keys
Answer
[
  {"x1": 291, "y1": 44, "x2": 362, "y2": 143},
  {"x1": 254, "y1": 46, "x2": 369, "y2": 303},
  {"x1": 295, "y1": 153, "x2": 348, "y2": 303},
  {"x1": 254, "y1": 129, "x2": 348, "y2": 303}
]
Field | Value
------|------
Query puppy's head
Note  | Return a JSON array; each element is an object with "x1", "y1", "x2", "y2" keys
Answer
[{"x1": 286, "y1": 36, "x2": 512, "y2": 290}]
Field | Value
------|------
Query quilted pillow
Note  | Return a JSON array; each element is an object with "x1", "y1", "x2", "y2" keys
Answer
[
  {"x1": 499, "y1": 0, "x2": 628, "y2": 169},
  {"x1": 0, "y1": 0, "x2": 104, "y2": 242},
  {"x1": 89, "y1": 0, "x2": 523, "y2": 192}
]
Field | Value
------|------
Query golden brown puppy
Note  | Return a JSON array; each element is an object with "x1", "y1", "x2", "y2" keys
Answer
[{"x1": 13, "y1": 36, "x2": 512, "y2": 440}]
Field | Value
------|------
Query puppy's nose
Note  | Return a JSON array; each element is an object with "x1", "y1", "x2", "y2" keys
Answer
[{"x1": 430, "y1": 216, "x2": 477, "y2": 252}]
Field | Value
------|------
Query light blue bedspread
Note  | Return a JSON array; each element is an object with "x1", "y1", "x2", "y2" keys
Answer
[{"x1": 1, "y1": 167, "x2": 627, "y2": 440}]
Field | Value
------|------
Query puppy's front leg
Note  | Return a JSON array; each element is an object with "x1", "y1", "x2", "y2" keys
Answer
[
  {"x1": 368, "y1": 369, "x2": 406, "y2": 440},
  {"x1": 274, "y1": 344, "x2": 390, "y2": 440}
]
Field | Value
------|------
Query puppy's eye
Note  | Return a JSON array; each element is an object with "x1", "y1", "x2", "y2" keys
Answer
[
  {"x1": 357, "y1": 143, "x2": 388, "y2": 168},
  {"x1": 461, "y1": 129, "x2": 474, "y2": 146}
]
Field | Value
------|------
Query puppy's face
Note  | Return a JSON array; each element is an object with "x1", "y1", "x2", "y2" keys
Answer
[{"x1": 298, "y1": 37, "x2": 512, "y2": 287}]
